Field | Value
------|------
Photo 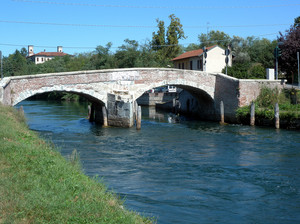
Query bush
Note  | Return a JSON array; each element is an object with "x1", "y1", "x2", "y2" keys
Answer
[
  {"x1": 236, "y1": 86, "x2": 300, "y2": 126},
  {"x1": 248, "y1": 63, "x2": 265, "y2": 79}
]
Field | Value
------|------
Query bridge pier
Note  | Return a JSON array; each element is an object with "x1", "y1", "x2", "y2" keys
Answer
[
  {"x1": 106, "y1": 94, "x2": 134, "y2": 128},
  {"x1": 89, "y1": 103, "x2": 106, "y2": 124}
]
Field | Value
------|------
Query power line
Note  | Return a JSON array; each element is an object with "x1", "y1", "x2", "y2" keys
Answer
[
  {"x1": 0, "y1": 20, "x2": 155, "y2": 28},
  {"x1": 0, "y1": 20, "x2": 294, "y2": 29},
  {"x1": 11, "y1": 0, "x2": 300, "y2": 9}
]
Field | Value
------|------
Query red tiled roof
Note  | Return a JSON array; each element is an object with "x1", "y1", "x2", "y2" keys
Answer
[
  {"x1": 171, "y1": 45, "x2": 217, "y2": 61},
  {"x1": 30, "y1": 52, "x2": 69, "y2": 57}
]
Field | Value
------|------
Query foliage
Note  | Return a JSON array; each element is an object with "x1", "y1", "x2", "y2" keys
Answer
[
  {"x1": 151, "y1": 14, "x2": 185, "y2": 60},
  {"x1": 278, "y1": 19, "x2": 300, "y2": 82},
  {"x1": 165, "y1": 14, "x2": 186, "y2": 59},
  {"x1": 0, "y1": 104, "x2": 152, "y2": 223},
  {"x1": 248, "y1": 63, "x2": 266, "y2": 79},
  {"x1": 222, "y1": 62, "x2": 251, "y2": 79},
  {"x1": 3, "y1": 49, "x2": 35, "y2": 76},
  {"x1": 247, "y1": 38, "x2": 277, "y2": 68},
  {"x1": 115, "y1": 39, "x2": 140, "y2": 68},
  {"x1": 255, "y1": 86, "x2": 287, "y2": 108},
  {"x1": 198, "y1": 30, "x2": 231, "y2": 49},
  {"x1": 236, "y1": 87, "x2": 300, "y2": 127},
  {"x1": 151, "y1": 19, "x2": 166, "y2": 51},
  {"x1": 92, "y1": 42, "x2": 116, "y2": 69}
]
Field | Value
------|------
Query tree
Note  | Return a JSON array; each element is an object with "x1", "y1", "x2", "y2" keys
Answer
[
  {"x1": 165, "y1": 14, "x2": 186, "y2": 59},
  {"x1": 20, "y1": 47, "x2": 28, "y2": 57},
  {"x1": 151, "y1": 14, "x2": 185, "y2": 61},
  {"x1": 198, "y1": 30, "x2": 231, "y2": 49},
  {"x1": 92, "y1": 42, "x2": 116, "y2": 69},
  {"x1": 151, "y1": 19, "x2": 166, "y2": 51},
  {"x1": 184, "y1": 43, "x2": 200, "y2": 52},
  {"x1": 230, "y1": 36, "x2": 251, "y2": 63},
  {"x1": 247, "y1": 38, "x2": 277, "y2": 68},
  {"x1": 294, "y1": 16, "x2": 300, "y2": 27},
  {"x1": 135, "y1": 41, "x2": 162, "y2": 67},
  {"x1": 3, "y1": 49, "x2": 32, "y2": 76},
  {"x1": 115, "y1": 39, "x2": 140, "y2": 68},
  {"x1": 278, "y1": 17, "x2": 300, "y2": 81}
]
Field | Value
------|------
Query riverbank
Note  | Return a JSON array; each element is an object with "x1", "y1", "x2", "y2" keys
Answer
[
  {"x1": 236, "y1": 87, "x2": 300, "y2": 130},
  {"x1": 0, "y1": 104, "x2": 152, "y2": 223}
]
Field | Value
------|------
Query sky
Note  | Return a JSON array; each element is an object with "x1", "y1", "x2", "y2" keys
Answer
[{"x1": 0, "y1": 0, "x2": 299, "y2": 57}]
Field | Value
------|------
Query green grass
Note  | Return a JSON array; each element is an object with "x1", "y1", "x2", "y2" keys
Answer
[
  {"x1": 236, "y1": 87, "x2": 300, "y2": 127},
  {"x1": 0, "y1": 104, "x2": 153, "y2": 224}
]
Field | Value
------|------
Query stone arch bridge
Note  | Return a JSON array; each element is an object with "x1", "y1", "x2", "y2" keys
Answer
[{"x1": 0, "y1": 68, "x2": 284, "y2": 127}]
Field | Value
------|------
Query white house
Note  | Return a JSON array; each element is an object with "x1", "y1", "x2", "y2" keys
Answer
[
  {"x1": 171, "y1": 45, "x2": 232, "y2": 73},
  {"x1": 27, "y1": 45, "x2": 69, "y2": 64}
]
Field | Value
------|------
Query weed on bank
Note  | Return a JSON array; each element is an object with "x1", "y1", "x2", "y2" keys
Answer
[{"x1": 0, "y1": 104, "x2": 152, "y2": 223}]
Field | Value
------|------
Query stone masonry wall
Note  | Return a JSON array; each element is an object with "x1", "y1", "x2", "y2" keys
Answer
[{"x1": 238, "y1": 79, "x2": 285, "y2": 107}]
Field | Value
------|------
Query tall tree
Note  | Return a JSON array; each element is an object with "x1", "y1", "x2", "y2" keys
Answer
[
  {"x1": 198, "y1": 30, "x2": 231, "y2": 49},
  {"x1": 151, "y1": 14, "x2": 185, "y2": 61},
  {"x1": 151, "y1": 19, "x2": 166, "y2": 51},
  {"x1": 230, "y1": 36, "x2": 251, "y2": 63},
  {"x1": 247, "y1": 38, "x2": 277, "y2": 68},
  {"x1": 278, "y1": 17, "x2": 300, "y2": 81},
  {"x1": 165, "y1": 14, "x2": 186, "y2": 59}
]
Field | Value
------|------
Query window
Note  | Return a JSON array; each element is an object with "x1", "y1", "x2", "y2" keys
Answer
[
  {"x1": 190, "y1": 61, "x2": 193, "y2": 70},
  {"x1": 178, "y1": 63, "x2": 181, "y2": 69},
  {"x1": 182, "y1": 63, "x2": 184, "y2": 69},
  {"x1": 37, "y1": 57, "x2": 39, "y2": 62}
]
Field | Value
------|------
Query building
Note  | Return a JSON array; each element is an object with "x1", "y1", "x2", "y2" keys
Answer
[
  {"x1": 27, "y1": 45, "x2": 69, "y2": 64},
  {"x1": 171, "y1": 45, "x2": 232, "y2": 73}
]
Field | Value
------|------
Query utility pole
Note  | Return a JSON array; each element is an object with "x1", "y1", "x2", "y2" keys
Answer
[{"x1": 0, "y1": 50, "x2": 3, "y2": 80}]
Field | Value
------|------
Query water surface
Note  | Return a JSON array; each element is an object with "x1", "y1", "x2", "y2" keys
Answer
[{"x1": 18, "y1": 100, "x2": 300, "y2": 224}]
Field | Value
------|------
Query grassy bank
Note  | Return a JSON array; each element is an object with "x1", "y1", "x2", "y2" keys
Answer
[
  {"x1": 236, "y1": 87, "x2": 300, "y2": 129},
  {"x1": 0, "y1": 104, "x2": 152, "y2": 223}
]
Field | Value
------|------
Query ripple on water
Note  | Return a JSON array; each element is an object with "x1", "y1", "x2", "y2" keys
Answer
[{"x1": 17, "y1": 101, "x2": 300, "y2": 224}]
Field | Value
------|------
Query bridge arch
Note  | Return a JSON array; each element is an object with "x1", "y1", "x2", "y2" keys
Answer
[
  {"x1": 133, "y1": 75, "x2": 216, "y2": 102},
  {"x1": 13, "y1": 86, "x2": 107, "y2": 107}
]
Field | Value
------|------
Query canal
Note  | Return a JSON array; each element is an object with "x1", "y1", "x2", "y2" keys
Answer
[{"x1": 17, "y1": 100, "x2": 300, "y2": 224}]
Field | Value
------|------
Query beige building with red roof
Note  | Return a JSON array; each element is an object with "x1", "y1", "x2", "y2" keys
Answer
[
  {"x1": 171, "y1": 45, "x2": 232, "y2": 73},
  {"x1": 27, "y1": 45, "x2": 69, "y2": 64}
]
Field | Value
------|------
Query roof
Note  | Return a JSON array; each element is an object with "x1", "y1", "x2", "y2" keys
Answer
[
  {"x1": 171, "y1": 45, "x2": 217, "y2": 61},
  {"x1": 29, "y1": 52, "x2": 69, "y2": 57}
]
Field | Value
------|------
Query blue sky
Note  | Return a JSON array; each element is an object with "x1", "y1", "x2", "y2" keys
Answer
[{"x1": 0, "y1": 0, "x2": 299, "y2": 56}]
